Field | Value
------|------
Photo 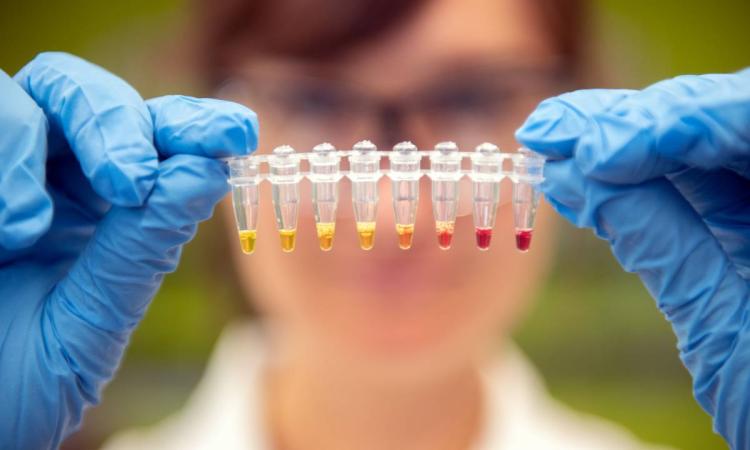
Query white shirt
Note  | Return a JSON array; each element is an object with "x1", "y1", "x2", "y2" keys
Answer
[{"x1": 103, "y1": 322, "x2": 671, "y2": 450}]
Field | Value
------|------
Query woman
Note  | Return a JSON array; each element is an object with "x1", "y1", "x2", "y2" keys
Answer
[
  {"x1": 1, "y1": 0, "x2": 747, "y2": 448},
  {"x1": 101, "y1": 0, "x2": 668, "y2": 448}
]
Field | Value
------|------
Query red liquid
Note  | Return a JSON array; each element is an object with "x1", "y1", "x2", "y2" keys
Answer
[
  {"x1": 437, "y1": 230, "x2": 453, "y2": 250},
  {"x1": 475, "y1": 227, "x2": 493, "y2": 250},
  {"x1": 515, "y1": 229, "x2": 533, "y2": 252}
]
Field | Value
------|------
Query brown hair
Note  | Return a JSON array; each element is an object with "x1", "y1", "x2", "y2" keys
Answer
[{"x1": 191, "y1": 0, "x2": 587, "y2": 88}]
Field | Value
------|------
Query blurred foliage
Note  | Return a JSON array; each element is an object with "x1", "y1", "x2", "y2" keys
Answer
[
  {"x1": 592, "y1": 0, "x2": 750, "y2": 85},
  {"x1": 1, "y1": 0, "x2": 749, "y2": 449}
]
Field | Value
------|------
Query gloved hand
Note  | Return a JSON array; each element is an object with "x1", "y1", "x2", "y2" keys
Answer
[
  {"x1": 516, "y1": 68, "x2": 750, "y2": 448},
  {"x1": 0, "y1": 52, "x2": 258, "y2": 449}
]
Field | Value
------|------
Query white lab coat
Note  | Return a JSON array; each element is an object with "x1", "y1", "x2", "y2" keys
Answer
[{"x1": 103, "y1": 322, "x2": 672, "y2": 450}]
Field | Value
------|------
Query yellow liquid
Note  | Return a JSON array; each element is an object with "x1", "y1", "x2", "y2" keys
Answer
[
  {"x1": 238, "y1": 230, "x2": 257, "y2": 254},
  {"x1": 316, "y1": 222, "x2": 335, "y2": 251},
  {"x1": 356, "y1": 222, "x2": 376, "y2": 250},
  {"x1": 395, "y1": 224, "x2": 415, "y2": 250},
  {"x1": 279, "y1": 229, "x2": 297, "y2": 252}
]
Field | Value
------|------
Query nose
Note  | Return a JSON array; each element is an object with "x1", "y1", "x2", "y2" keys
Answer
[
  {"x1": 375, "y1": 102, "x2": 409, "y2": 149},
  {"x1": 370, "y1": 103, "x2": 437, "y2": 152}
]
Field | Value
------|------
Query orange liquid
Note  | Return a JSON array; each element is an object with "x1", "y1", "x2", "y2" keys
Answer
[
  {"x1": 396, "y1": 224, "x2": 415, "y2": 250},
  {"x1": 316, "y1": 222, "x2": 335, "y2": 251},
  {"x1": 356, "y1": 222, "x2": 376, "y2": 250}
]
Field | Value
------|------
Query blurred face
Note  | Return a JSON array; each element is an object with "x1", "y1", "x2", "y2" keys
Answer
[{"x1": 221, "y1": 0, "x2": 561, "y2": 381}]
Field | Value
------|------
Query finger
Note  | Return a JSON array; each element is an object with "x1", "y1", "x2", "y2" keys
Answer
[
  {"x1": 573, "y1": 70, "x2": 750, "y2": 182},
  {"x1": 13, "y1": 52, "x2": 158, "y2": 206},
  {"x1": 147, "y1": 95, "x2": 259, "y2": 158},
  {"x1": 515, "y1": 89, "x2": 636, "y2": 159},
  {"x1": 0, "y1": 70, "x2": 53, "y2": 250},
  {"x1": 44, "y1": 154, "x2": 228, "y2": 397},
  {"x1": 537, "y1": 160, "x2": 599, "y2": 228},
  {"x1": 525, "y1": 84, "x2": 750, "y2": 276},
  {"x1": 543, "y1": 160, "x2": 750, "y2": 445},
  {"x1": 667, "y1": 167, "x2": 750, "y2": 278}
]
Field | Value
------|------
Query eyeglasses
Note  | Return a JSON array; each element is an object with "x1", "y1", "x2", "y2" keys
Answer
[{"x1": 216, "y1": 62, "x2": 570, "y2": 151}]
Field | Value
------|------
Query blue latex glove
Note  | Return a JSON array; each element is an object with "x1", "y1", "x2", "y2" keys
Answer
[
  {"x1": 0, "y1": 52, "x2": 258, "y2": 449},
  {"x1": 516, "y1": 68, "x2": 750, "y2": 448}
]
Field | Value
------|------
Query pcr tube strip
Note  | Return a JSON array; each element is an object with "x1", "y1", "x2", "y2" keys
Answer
[{"x1": 227, "y1": 140, "x2": 544, "y2": 253}]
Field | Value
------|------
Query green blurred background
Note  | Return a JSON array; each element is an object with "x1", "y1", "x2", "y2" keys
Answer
[{"x1": 1, "y1": 1, "x2": 749, "y2": 449}]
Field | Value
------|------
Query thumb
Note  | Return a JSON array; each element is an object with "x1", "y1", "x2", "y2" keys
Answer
[{"x1": 44, "y1": 154, "x2": 228, "y2": 397}]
